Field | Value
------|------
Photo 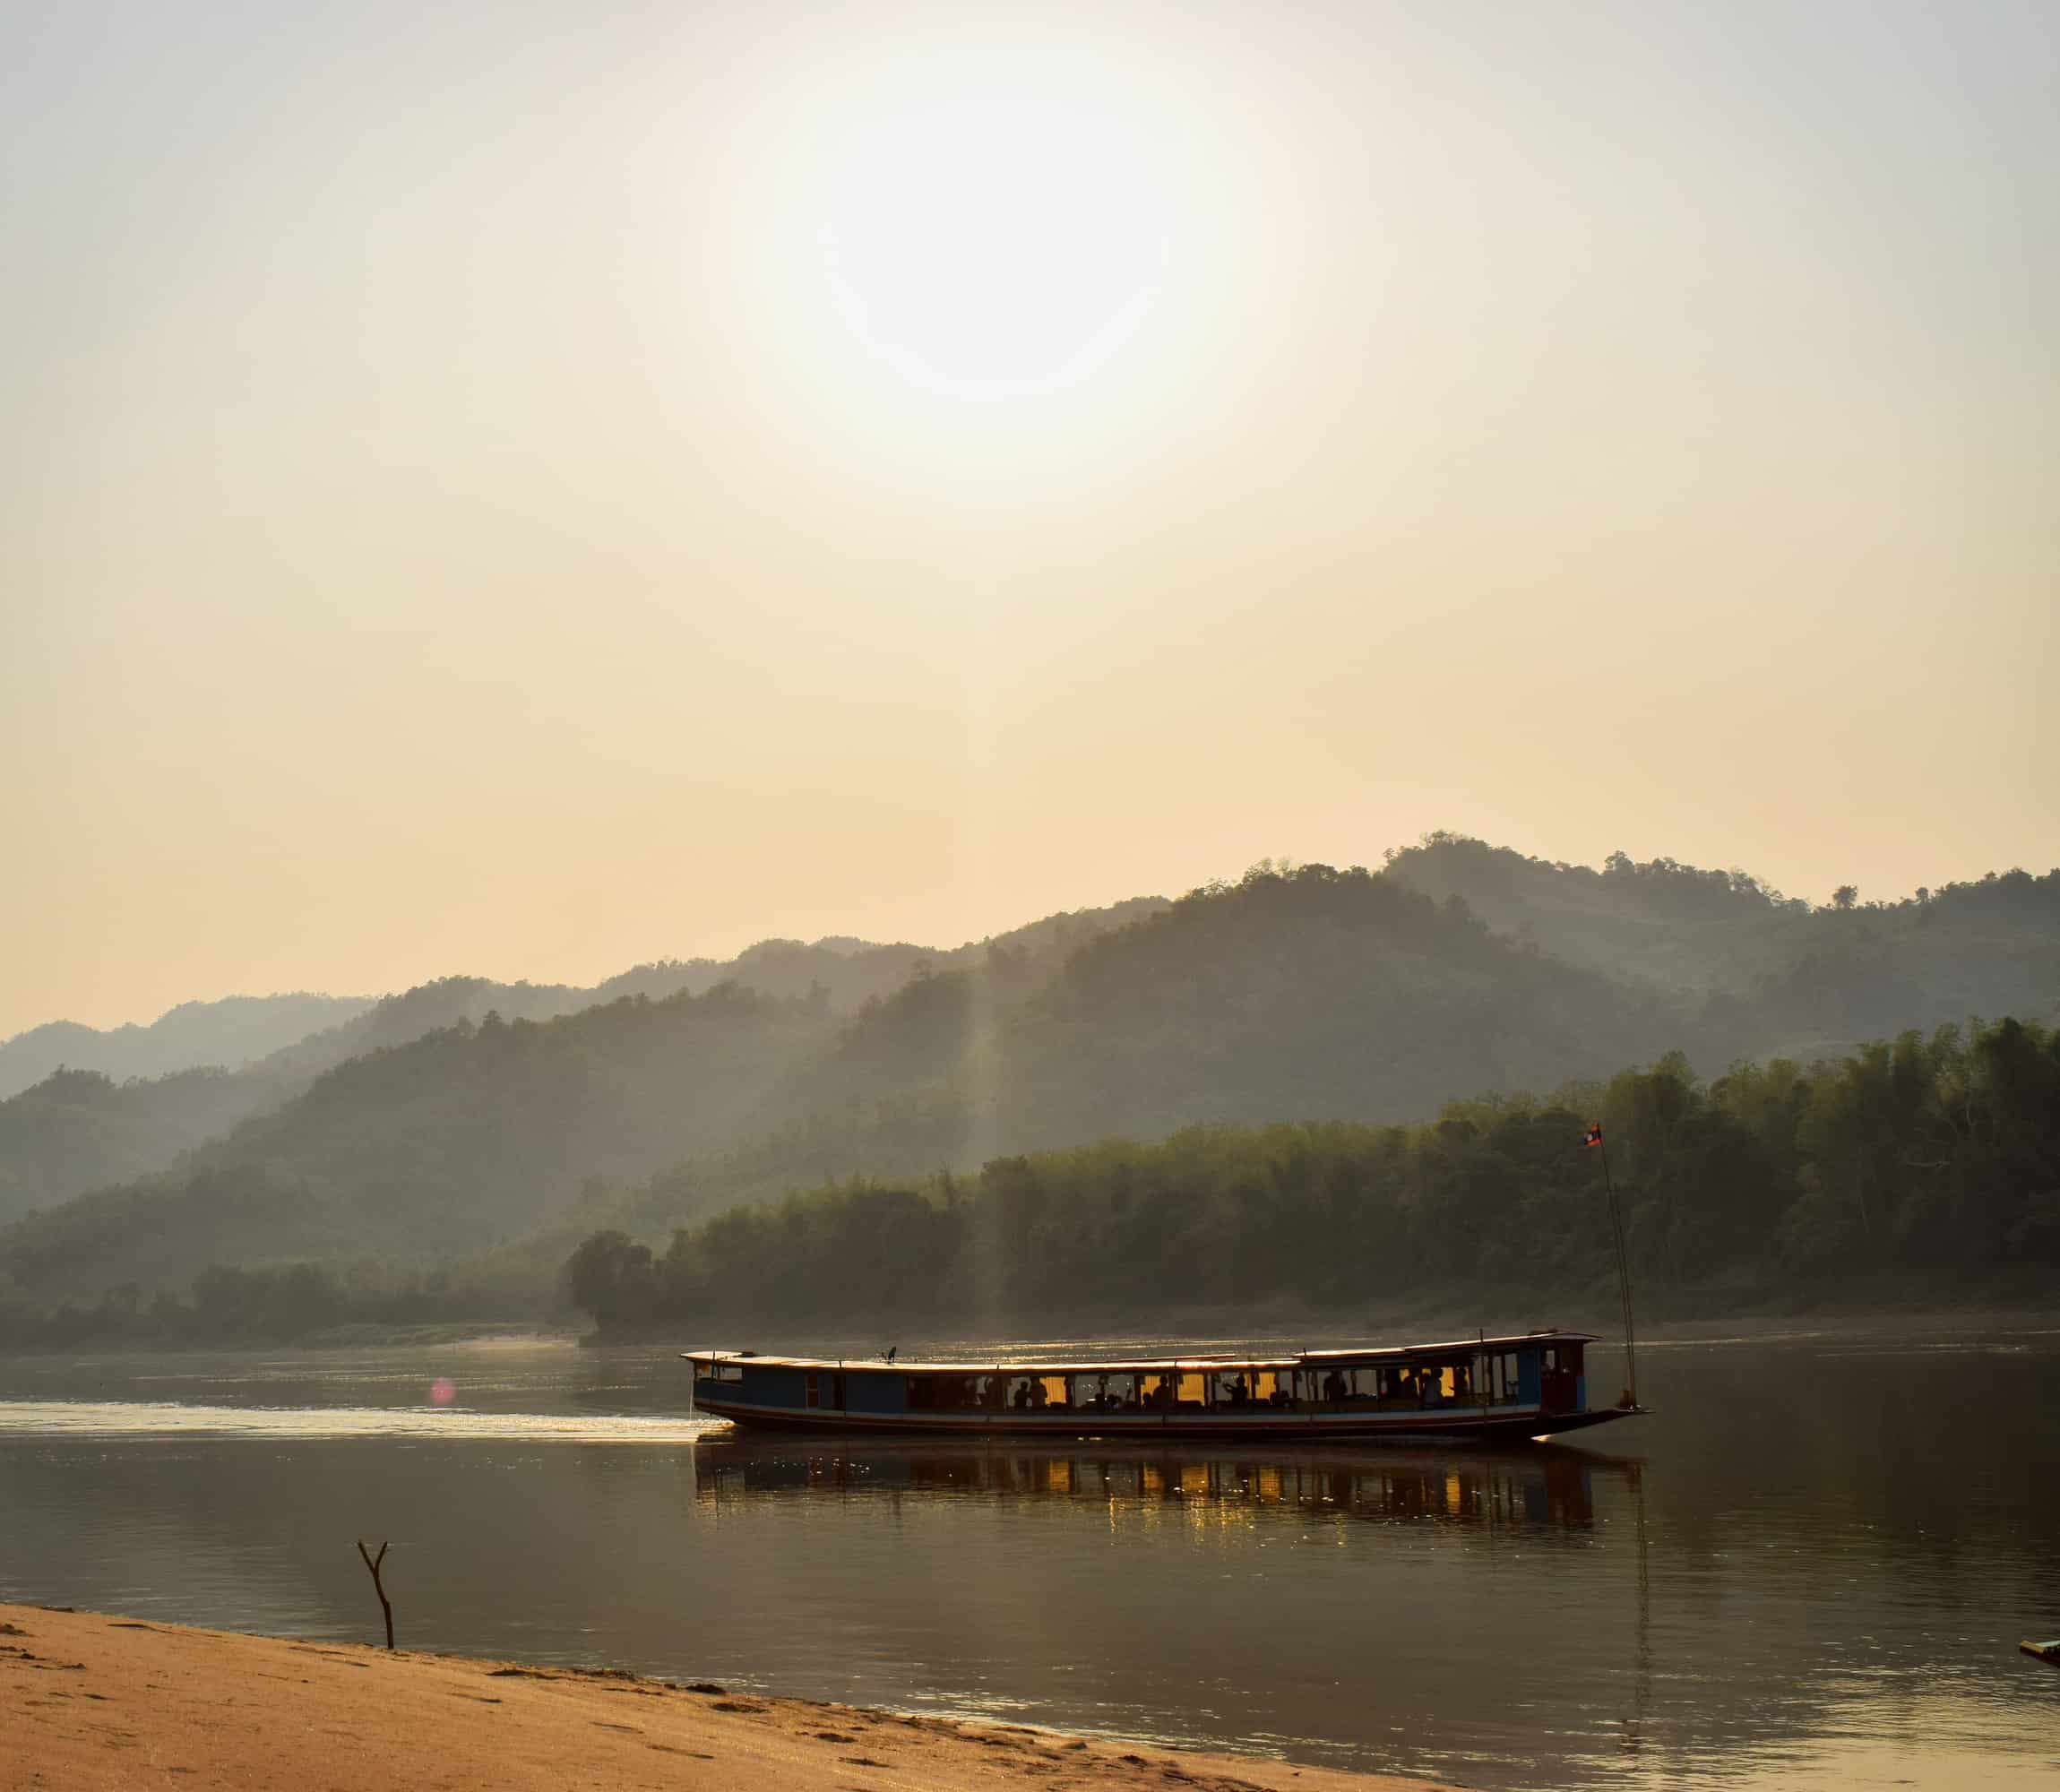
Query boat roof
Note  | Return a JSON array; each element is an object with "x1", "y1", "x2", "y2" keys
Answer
[{"x1": 682, "y1": 1330, "x2": 1595, "y2": 1375}]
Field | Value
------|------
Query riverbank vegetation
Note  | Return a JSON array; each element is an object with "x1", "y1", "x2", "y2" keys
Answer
[
  {"x1": 1, "y1": 1015, "x2": 2052, "y2": 1350},
  {"x1": 3, "y1": 849, "x2": 2056, "y2": 1349},
  {"x1": 572, "y1": 1013, "x2": 2060, "y2": 1337}
]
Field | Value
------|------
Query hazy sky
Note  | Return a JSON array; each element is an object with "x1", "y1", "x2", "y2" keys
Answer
[{"x1": 4, "y1": 0, "x2": 2055, "y2": 1035}]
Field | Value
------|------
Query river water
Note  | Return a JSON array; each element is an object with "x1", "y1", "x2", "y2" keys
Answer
[{"x1": 1, "y1": 1321, "x2": 2056, "y2": 1790}]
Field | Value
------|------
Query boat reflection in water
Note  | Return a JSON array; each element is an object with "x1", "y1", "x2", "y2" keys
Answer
[{"x1": 692, "y1": 1436, "x2": 1638, "y2": 1534}]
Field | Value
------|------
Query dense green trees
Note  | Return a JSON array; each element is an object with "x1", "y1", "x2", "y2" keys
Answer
[
  {"x1": 2, "y1": 1016, "x2": 2051, "y2": 1349},
  {"x1": 569, "y1": 1018, "x2": 2060, "y2": 1339},
  {"x1": 0, "y1": 1065, "x2": 286, "y2": 1223},
  {"x1": 0, "y1": 898, "x2": 1168, "y2": 1238},
  {"x1": 4, "y1": 853, "x2": 2056, "y2": 1340},
  {"x1": 0, "y1": 1255, "x2": 526, "y2": 1349},
  {"x1": 1383, "y1": 836, "x2": 2060, "y2": 1059}
]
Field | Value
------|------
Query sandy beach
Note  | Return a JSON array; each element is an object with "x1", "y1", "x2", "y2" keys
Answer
[{"x1": 2, "y1": 1602, "x2": 1453, "y2": 1791}]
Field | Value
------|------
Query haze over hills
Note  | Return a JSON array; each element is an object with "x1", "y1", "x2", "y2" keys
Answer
[
  {"x1": 0, "y1": 994, "x2": 375, "y2": 1101},
  {"x1": 0, "y1": 910, "x2": 1168, "y2": 1104},
  {"x1": 0, "y1": 899, "x2": 1168, "y2": 1227},
  {"x1": 4, "y1": 840, "x2": 2058, "y2": 1326},
  {"x1": 1383, "y1": 835, "x2": 2060, "y2": 1055}
]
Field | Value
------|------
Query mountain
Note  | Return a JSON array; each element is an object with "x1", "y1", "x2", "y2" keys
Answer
[
  {"x1": 0, "y1": 985, "x2": 838, "y2": 1299},
  {"x1": 0, "y1": 1067, "x2": 281, "y2": 1225},
  {"x1": 0, "y1": 994, "x2": 374, "y2": 1100},
  {"x1": 0, "y1": 902, "x2": 1170, "y2": 1224},
  {"x1": 4, "y1": 846, "x2": 2056, "y2": 1315},
  {"x1": 617, "y1": 863, "x2": 1674, "y2": 1224},
  {"x1": 0, "y1": 867, "x2": 1668, "y2": 1299},
  {"x1": 0, "y1": 896, "x2": 1168, "y2": 1256},
  {"x1": 1383, "y1": 835, "x2": 2060, "y2": 1059}
]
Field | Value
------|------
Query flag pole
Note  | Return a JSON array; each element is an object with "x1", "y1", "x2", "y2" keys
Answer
[{"x1": 1592, "y1": 1127, "x2": 1638, "y2": 1409}]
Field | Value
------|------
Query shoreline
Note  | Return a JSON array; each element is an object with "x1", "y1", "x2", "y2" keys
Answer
[
  {"x1": 4, "y1": 1296, "x2": 2053, "y2": 1359},
  {"x1": 3, "y1": 1601, "x2": 1452, "y2": 1791}
]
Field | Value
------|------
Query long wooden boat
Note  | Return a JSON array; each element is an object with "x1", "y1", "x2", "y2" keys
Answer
[{"x1": 685, "y1": 1329, "x2": 1642, "y2": 1442}]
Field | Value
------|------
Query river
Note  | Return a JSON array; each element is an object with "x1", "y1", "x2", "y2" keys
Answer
[{"x1": 2, "y1": 1319, "x2": 2056, "y2": 1789}]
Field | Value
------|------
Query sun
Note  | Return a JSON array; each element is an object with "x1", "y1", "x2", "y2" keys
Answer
[{"x1": 812, "y1": 84, "x2": 1175, "y2": 402}]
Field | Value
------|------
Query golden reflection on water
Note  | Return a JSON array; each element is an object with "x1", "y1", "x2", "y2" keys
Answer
[{"x1": 690, "y1": 1436, "x2": 1637, "y2": 1537}]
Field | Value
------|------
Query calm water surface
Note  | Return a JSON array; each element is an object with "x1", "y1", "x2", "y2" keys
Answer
[{"x1": 2, "y1": 1322, "x2": 2056, "y2": 1790}]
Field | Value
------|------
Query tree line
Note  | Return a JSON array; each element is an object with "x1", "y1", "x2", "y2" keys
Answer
[
  {"x1": 3, "y1": 1015, "x2": 2052, "y2": 1349},
  {"x1": 567, "y1": 1016, "x2": 2060, "y2": 1339},
  {"x1": 0, "y1": 1255, "x2": 542, "y2": 1350}
]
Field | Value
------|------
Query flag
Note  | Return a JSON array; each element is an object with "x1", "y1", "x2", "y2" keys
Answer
[{"x1": 1583, "y1": 1124, "x2": 1604, "y2": 1149}]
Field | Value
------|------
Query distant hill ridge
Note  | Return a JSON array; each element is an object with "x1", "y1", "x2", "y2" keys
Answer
[
  {"x1": 0, "y1": 898, "x2": 1169, "y2": 1222},
  {"x1": 0, "y1": 994, "x2": 375, "y2": 1102},
  {"x1": 2, "y1": 842, "x2": 2056, "y2": 1311},
  {"x1": 1382, "y1": 835, "x2": 2060, "y2": 1058}
]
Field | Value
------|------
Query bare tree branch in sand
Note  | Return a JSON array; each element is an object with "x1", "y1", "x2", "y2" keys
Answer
[{"x1": 355, "y1": 1539, "x2": 393, "y2": 1650}]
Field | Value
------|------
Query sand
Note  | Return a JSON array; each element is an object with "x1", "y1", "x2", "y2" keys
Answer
[{"x1": 1, "y1": 1602, "x2": 1454, "y2": 1792}]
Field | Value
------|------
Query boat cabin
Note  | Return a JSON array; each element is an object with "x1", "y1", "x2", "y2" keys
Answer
[{"x1": 685, "y1": 1331, "x2": 1603, "y2": 1439}]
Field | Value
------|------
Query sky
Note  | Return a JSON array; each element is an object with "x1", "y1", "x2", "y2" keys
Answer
[{"x1": 3, "y1": 0, "x2": 2056, "y2": 1036}]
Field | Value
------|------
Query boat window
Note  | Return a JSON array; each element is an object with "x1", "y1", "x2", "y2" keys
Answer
[
  {"x1": 805, "y1": 1373, "x2": 821, "y2": 1409},
  {"x1": 1176, "y1": 1372, "x2": 1209, "y2": 1407},
  {"x1": 1077, "y1": 1372, "x2": 1140, "y2": 1412},
  {"x1": 1004, "y1": 1374, "x2": 1065, "y2": 1411},
  {"x1": 1490, "y1": 1352, "x2": 1521, "y2": 1400},
  {"x1": 1406, "y1": 1365, "x2": 1453, "y2": 1404},
  {"x1": 1315, "y1": 1367, "x2": 1349, "y2": 1402}
]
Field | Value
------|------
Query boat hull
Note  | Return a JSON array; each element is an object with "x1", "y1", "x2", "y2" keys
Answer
[{"x1": 691, "y1": 1397, "x2": 1642, "y2": 1443}]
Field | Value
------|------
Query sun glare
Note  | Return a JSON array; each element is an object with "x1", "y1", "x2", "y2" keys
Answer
[
  {"x1": 721, "y1": 23, "x2": 1256, "y2": 462},
  {"x1": 817, "y1": 92, "x2": 1171, "y2": 401}
]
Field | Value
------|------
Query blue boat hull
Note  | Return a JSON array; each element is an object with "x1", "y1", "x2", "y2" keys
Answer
[{"x1": 691, "y1": 1396, "x2": 1643, "y2": 1443}]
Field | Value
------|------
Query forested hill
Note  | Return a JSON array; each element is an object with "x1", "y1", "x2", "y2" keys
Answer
[
  {"x1": 1383, "y1": 835, "x2": 2060, "y2": 1056},
  {"x1": 0, "y1": 994, "x2": 373, "y2": 1100},
  {"x1": 0, "y1": 898, "x2": 1170, "y2": 1220},
  {"x1": 0, "y1": 984, "x2": 840, "y2": 1300},
  {"x1": 14, "y1": 1015, "x2": 2057, "y2": 1348},
  {"x1": 754, "y1": 864, "x2": 1671, "y2": 1159},
  {"x1": 1, "y1": 868, "x2": 1668, "y2": 1299},
  {"x1": 565, "y1": 1016, "x2": 2060, "y2": 1340},
  {"x1": 3, "y1": 849, "x2": 2057, "y2": 1321}
]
